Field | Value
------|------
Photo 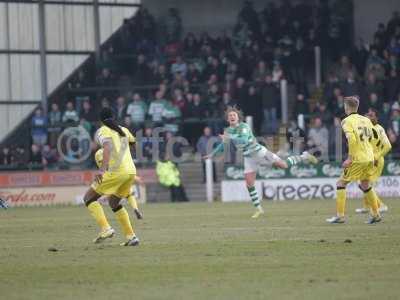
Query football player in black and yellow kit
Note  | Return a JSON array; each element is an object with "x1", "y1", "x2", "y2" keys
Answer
[
  {"x1": 326, "y1": 97, "x2": 382, "y2": 224},
  {"x1": 83, "y1": 107, "x2": 139, "y2": 246},
  {"x1": 355, "y1": 108, "x2": 391, "y2": 214}
]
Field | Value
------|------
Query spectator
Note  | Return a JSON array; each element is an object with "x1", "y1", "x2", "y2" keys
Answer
[
  {"x1": 148, "y1": 90, "x2": 168, "y2": 124},
  {"x1": 286, "y1": 120, "x2": 307, "y2": 154},
  {"x1": 151, "y1": 64, "x2": 169, "y2": 85},
  {"x1": 0, "y1": 147, "x2": 13, "y2": 166},
  {"x1": 294, "y1": 93, "x2": 309, "y2": 117},
  {"x1": 62, "y1": 101, "x2": 79, "y2": 124},
  {"x1": 365, "y1": 72, "x2": 384, "y2": 97},
  {"x1": 368, "y1": 93, "x2": 381, "y2": 111},
  {"x1": 245, "y1": 85, "x2": 262, "y2": 133},
  {"x1": 313, "y1": 102, "x2": 333, "y2": 126},
  {"x1": 13, "y1": 145, "x2": 28, "y2": 167},
  {"x1": 235, "y1": 77, "x2": 247, "y2": 110},
  {"x1": 133, "y1": 54, "x2": 150, "y2": 85},
  {"x1": 340, "y1": 71, "x2": 363, "y2": 98},
  {"x1": 141, "y1": 127, "x2": 154, "y2": 162},
  {"x1": 31, "y1": 107, "x2": 48, "y2": 146},
  {"x1": 220, "y1": 92, "x2": 235, "y2": 113},
  {"x1": 164, "y1": 7, "x2": 182, "y2": 42},
  {"x1": 127, "y1": 93, "x2": 148, "y2": 130},
  {"x1": 183, "y1": 33, "x2": 199, "y2": 58},
  {"x1": 332, "y1": 94, "x2": 345, "y2": 118},
  {"x1": 48, "y1": 102, "x2": 62, "y2": 142},
  {"x1": 30, "y1": 144, "x2": 43, "y2": 165},
  {"x1": 156, "y1": 154, "x2": 188, "y2": 202},
  {"x1": 115, "y1": 96, "x2": 127, "y2": 122},
  {"x1": 261, "y1": 74, "x2": 279, "y2": 134},
  {"x1": 307, "y1": 117, "x2": 329, "y2": 161},
  {"x1": 205, "y1": 84, "x2": 221, "y2": 118},
  {"x1": 387, "y1": 128, "x2": 400, "y2": 158},
  {"x1": 80, "y1": 100, "x2": 96, "y2": 123},
  {"x1": 387, "y1": 11, "x2": 400, "y2": 39},
  {"x1": 391, "y1": 108, "x2": 400, "y2": 136},
  {"x1": 171, "y1": 56, "x2": 187, "y2": 76},
  {"x1": 123, "y1": 115, "x2": 134, "y2": 132},
  {"x1": 42, "y1": 144, "x2": 58, "y2": 168},
  {"x1": 186, "y1": 93, "x2": 205, "y2": 119},
  {"x1": 332, "y1": 55, "x2": 358, "y2": 81},
  {"x1": 186, "y1": 63, "x2": 201, "y2": 84},
  {"x1": 385, "y1": 69, "x2": 400, "y2": 102},
  {"x1": 196, "y1": 126, "x2": 218, "y2": 183},
  {"x1": 162, "y1": 102, "x2": 181, "y2": 133},
  {"x1": 96, "y1": 68, "x2": 114, "y2": 86},
  {"x1": 381, "y1": 102, "x2": 392, "y2": 129},
  {"x1": 252, "y1": 61, "x2": 269, "y2": 82}
]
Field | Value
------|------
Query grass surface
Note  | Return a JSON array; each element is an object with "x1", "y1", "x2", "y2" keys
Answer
[{"x1": 1, "y1": 199, "x2": 400, "y2": 300}]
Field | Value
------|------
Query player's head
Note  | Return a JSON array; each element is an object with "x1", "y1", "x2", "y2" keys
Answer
[
  {"x1": 343, "y1": 96, "x2": 360, "y2": 115},
  {"x1": 225, "y1": 105, "x2": 243, "y2": 126},
  {"x1": 100, "y1": 107, "x2": 126, "y2": 137},
  {"x1": 95, "y1": 149, "x2": 103, "y2": 168},
  {"x1": 366, "y1": 108, "x2": 378, "y2": 125}
]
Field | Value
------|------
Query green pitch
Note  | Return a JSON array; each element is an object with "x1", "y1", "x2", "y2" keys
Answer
[{"x1": 1, "y1": 199, "x2": 400, "y2": 300}]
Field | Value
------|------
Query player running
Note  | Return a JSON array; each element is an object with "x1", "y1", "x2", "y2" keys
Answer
[
  {"x1": 204, "y1": 106, "x2": 318, "y2": 218},
  {"x1": 83, "y1": 107, "x2": 139, "y2": 246},
  {"x1": 95, "y1": 148, "x2": 144, "y2": 219},
  {"x1": 326, "y1": 96, "x2": 382, "y2": 224},
  {"x1": 355, "y1": 108, "x2": 391, "y2": 214}
]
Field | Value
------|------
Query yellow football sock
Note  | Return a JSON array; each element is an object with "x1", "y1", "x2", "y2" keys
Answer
[
  {"x1": 364, "y1": 188, "x2": 380, "y2": 217},
  {"x1": 87, "y1": 201, "x2": 110, "y2": 231},
  {"x1": 364, "y1": 194, "x2": 383, "y2": 208},
  {"x1": 127, "y1": 195, "x2": 138, "y2": 210},
  {"x1": 336, "y1": 188, "x2": 346, "y2": 217},
  {"x1": 114, "y1": 206, "x2": 135, "y2": 239}
]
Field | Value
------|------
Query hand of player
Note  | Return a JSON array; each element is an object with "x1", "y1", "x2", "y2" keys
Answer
[
  {"x1": 94, "y1": 170, "x2": 105, "y2": 184},
  {"x1": 342, "y1": 158, "x2": 352, "y2": 168},
  {"x1": 219, "y1": 134, "x2": 227, "y2": 142},
  {"x1": 203, "y1": 154, "x2": 212, "y2": 160},
  {"x1": 135, "y1": 175, "x2": 144, "y2": 185}
]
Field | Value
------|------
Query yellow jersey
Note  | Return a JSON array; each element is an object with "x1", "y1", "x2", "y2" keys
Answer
[
  {"x1": 371, "y1": 123, "x2": 392, "y2": 161},
  {"x1": 341, "y1": 113, "x2": 374, "y2": 163},
  {"x1": 95, "y1": 125, "x2": 136, "y2": 174}
]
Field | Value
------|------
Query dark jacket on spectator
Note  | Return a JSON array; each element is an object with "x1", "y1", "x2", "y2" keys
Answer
[{"x1": 261, "y1": 82, "x2": 279, "y2": 109}]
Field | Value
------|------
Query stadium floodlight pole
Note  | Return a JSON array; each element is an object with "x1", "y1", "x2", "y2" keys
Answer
[
  {"x1": 38, "y1": 0, "x2": 49, "y2": 115},
  {"x1": 205, "y1": 158, "x2": 213, "y2": 203},
  {"x1": 315, "y1": 46, "x2": 322, "y2": 88},
  {"x1": 280, "y1": 79, "x2": 288, "y2": 124}
]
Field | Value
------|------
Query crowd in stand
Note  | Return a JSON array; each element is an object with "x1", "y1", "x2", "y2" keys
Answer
[{"x1": 1, "y1": 1, "x2": 400, "y2": 170}]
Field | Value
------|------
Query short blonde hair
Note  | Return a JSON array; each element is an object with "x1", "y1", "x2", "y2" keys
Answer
[
  {"x1": 225, "y1": 105, "x2": 244, "y2": 122},
  {"x1": 344, "y1": 96, "x2": 360, "y2": 111}
]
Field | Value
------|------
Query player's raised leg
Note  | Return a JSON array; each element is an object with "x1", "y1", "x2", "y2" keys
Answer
[
  {"x1": 272, "y1": 151, "x2": 318, "y2": 170},
  {"x1": 83, "y1": 187, "x2": 115, "y2": 243},
  {"x1": 127, "y1": 194, "x2": 143, "y2": 219}
]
